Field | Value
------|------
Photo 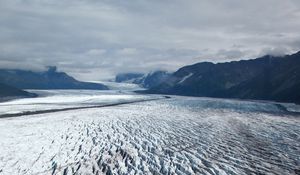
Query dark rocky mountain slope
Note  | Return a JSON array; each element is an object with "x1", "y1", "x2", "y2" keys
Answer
[
  {"x1": 0, "y1": 66, "x2": 108, "y2": 90},
  {"x1": 145, "y1": 51, "x2": 300, "y2": 104},
  {"x1": 0, "y1": 83, "x2": 36, "y2": 99}
]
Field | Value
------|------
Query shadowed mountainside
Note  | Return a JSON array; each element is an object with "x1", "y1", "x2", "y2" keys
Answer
[
  {"x1": 0, "y1": 66, "x2": 108, "y2": 90},
  {"x1": 144, "y1": 51, "x2": 300, "y2": 104},
  {"x1": 0, "y1": 83, "x2": 36, "y2": 99}
]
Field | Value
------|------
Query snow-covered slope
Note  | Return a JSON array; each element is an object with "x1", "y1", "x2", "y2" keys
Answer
[{"x1": 0, "y1": 92, "x2": 299, "y2": 175}]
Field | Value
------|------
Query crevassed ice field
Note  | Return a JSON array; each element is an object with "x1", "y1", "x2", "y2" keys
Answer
[{"x1": 0, "y1": 87, "x2": 299, "y2": 175}]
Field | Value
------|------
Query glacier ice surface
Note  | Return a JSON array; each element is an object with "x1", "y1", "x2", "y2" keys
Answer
[{"x1": 0, "y1": 90, "x2": 299, "y2": 175}]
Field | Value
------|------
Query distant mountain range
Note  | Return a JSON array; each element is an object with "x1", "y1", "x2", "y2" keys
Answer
[
  {"x1": 143, "y1": 51, "x2": 300, "y2": 104},
  {"x1": 2, "y1": 51, "x2": 300, "y2": 104},
  {"x1": 0, "y1": 83, "x2": 36, "y2": 99},
  {"x1": 115, "y1": 71, "x2": 171, "y2": 88},
  {"x1": 0, "y1": 66, "x2": 108, "y2": 90}
]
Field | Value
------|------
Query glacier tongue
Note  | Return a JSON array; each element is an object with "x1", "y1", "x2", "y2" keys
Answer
[{"x1": 0, "y1": 92, "x2": 299, "y2": 175}]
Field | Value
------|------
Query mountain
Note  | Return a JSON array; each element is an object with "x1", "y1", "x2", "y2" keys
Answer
[
  {"x1": 0, "y1": 66, "x2": 109, "y2": 90},
  {"x1": 115, "y1": 71, "x2": 171, "y2": 88},
  {"x1": 0, "y1": 83, "x2": 36, "y2": 99},
  {"x1": 135, "y1": 71, "x2": 171, "y2": 88},
  {"x1": 115, "y1": 73, "x2": 144, "y2": 83},
  {"x1": 145, "y1": 51, "x2": 300, "y2": 104}
]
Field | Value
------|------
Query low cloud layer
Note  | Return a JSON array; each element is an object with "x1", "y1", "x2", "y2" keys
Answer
[{"x1": 0, "y1": 0, "x2": 300, "y2": 80}]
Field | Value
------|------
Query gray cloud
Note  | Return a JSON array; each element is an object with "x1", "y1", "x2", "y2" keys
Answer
[{"x1": 0, "y1": 0, "x2": 299, "y2": 80}]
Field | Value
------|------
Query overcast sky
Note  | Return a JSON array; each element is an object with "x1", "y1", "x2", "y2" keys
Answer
[{"x1": 0, "y1": 0, "x2": 300, "y2": 80}]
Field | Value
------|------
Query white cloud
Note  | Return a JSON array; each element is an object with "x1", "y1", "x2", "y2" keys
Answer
[
  {"x1": 0, "y1": 0, "x2": 299, "y2": 80},
  {"x1": 116, "y1": 48, "x2": 138, "y2": 55},
  {"x1": 86, "y1": 49, "x2": 107, "y2": 56}
]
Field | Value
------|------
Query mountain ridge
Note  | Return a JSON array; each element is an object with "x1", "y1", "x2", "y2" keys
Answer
[
  {"x1": 0, "y1": 66, "x2": 109, "y2": 90},
  {"x1": 143, "y1": 51, "x2": 300, "y2": 104}
]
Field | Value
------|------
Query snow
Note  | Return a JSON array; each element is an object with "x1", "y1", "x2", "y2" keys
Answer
[
  {"x1": 89, "y1": 81, "x2": 144, "y2": 91},
  {"x1": 0, "y1": 91, "x2": 299, "y2": 175},
  {"x1": 178, "y1": 73, "x2": 193, "y2": 84},
  {"x1": 0, "y1": 90, "x2": 156, "y2": 115}
]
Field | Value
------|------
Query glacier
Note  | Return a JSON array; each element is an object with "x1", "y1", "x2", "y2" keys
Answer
[{"x1": 0, "y1": 90, "x2": 299, "y2": 175}]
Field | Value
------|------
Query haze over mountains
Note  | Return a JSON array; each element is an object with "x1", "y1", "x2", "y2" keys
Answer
[
  {"x1": 115, "y1": 71, "x2": 171, "y2": 89},
  {"x1": 0, "y1": 66, "x2": 108, "y2": 90},
  {"x1": 1, "y1": 51, "x2": 300, "y2": 104},
  {"x1": 0, "y1": 66, "x2": 108, "y2": 99}
]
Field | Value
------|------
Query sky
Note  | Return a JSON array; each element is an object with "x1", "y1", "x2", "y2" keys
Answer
[{"x1": 0, "y1": 0, "x2": 300, "y2": 80}]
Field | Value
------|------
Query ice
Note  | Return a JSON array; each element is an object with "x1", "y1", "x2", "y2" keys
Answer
[
  {"x1": 0, "y1": 92, "x2": 299, "y2": 175},
  {"x1": 0, "y1": 90, "x2": 157, "y2": 115},
  {"x1": 280, "y1": 102, "x2": 300, "y2": 113},
  {"x1": 89, "y1": 81, "x2": 144, "y2": 91}
]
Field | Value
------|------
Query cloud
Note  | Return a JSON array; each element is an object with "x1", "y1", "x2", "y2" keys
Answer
[
  {"x1": 0, "y1": 0, "x2": 299, "y2": 80},
  {"x1": 116, "y1": 48, "x2": 138, "y2": 56},
  {"x1": 86, "y1": 49, "x2": 107, "y2": 56},
  {"x1": 260, "y1": 47, "x2": 290, "y2": 57}
]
